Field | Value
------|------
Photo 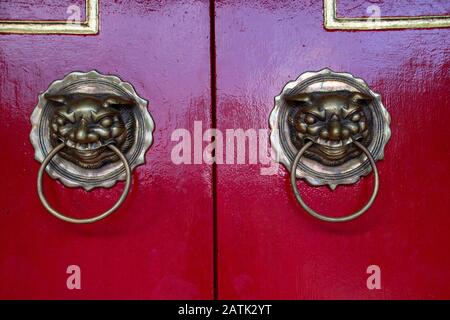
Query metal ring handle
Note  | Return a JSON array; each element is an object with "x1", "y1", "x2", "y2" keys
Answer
[
  {"x1": 37, "y1": 144, "x2": 131, "y2": 224},
  {"x1": 290, "y1": 140, "x2": 379, "y2": 223}
]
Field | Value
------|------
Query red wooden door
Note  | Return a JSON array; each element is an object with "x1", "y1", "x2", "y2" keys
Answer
[
  {"x1": 0, "y1": 0, "x2": 213, "y2": 299},
  {"x1": 215, "y1": 0, "x2": 450, "y2": 299},
  {"x1": 1, "y1": 0, "x2": 450, "y2": 301}
]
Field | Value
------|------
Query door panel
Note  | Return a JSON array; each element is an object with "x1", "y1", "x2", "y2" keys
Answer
[
  {"x1": 215, "y1": 0, "x2": 450, "y2": 299},
  {"x1": 0, "y1": 0, "x2": 213, "y2": 299},
  {"x1": 0, "y1": 0, "x2": 86, "y2": 21}
]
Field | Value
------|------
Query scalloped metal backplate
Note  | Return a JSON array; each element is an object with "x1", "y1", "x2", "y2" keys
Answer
[
  {"x1": 269, "y1": 68, "x2": 391, "y2": 189},
  {"x1": 30, "y1": 70, "x2": 154, "y2": 190}
]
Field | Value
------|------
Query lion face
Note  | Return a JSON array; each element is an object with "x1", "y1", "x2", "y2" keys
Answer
[
  {"x1": 46, "y1": 94, "x2": 135, "y2": 169},
  {"x1": 288, "y1": 91, "x2": 373, "y2": 166}
]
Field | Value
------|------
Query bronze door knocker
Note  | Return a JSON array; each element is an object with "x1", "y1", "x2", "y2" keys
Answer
[
  {"x1": 30, "y1": 71, "x2": 154, "y2": 224},
  {"x1": 270, "y1": 69, "x2": 391, "y2": 222}
]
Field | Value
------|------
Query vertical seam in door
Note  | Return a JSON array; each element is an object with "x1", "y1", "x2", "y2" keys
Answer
[{"x1": 209, "y1": 0, "x2": 219, "y2": 300}]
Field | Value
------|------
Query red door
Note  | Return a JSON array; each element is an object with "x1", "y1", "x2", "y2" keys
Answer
[
  {"x1": 1, "y1": 0, "x2": 450, "y2": 301},
  {"x1": 0, "y1": 0, "x2": 213, "y2": 299},
  {"x1": 215, "y1": 0, "x2": 450, "y2": 299}
]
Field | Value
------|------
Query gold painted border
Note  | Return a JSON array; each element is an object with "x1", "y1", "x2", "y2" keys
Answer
[
  {"x1": 324, "y1": 0, "x2": 450, "y2": 30},
  {"x1": 0, "y1": 0, "x2": 98, "y2": 34}
]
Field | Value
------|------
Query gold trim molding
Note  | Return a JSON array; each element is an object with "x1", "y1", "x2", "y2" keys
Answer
[
  {"x1": 0, "y1": 0, "x2": 98, "y2": 34},
  {"x1": 324, "y1": 0, "x2": 450, "y2": 30}
]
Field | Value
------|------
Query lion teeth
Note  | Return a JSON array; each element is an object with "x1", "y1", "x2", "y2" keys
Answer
[
  {"x1": 91, "y1": 141, "x2": 101, "y2": 149},
  {"x1": 315, "y1": 137, "x2": 354, "y2": 148},
  {"x1": 61, "y1": 139, "x2": 104, "y2": 150},
  {"x1": 66, "y1": 140, "x2": 76, "y2": 148}
]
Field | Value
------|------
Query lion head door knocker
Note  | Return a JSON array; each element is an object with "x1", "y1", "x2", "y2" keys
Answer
[
  {"x1": 30, "y1": 71, "x2": 154, "y2": 224},
  {"x1": 270, "y1": 69, "x2": 391, "y2": 222}
]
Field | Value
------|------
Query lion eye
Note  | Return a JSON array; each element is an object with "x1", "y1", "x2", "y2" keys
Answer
[
  {"x1": 305, "y1": 114, "x2": 316, "y2": 125},
  {"x1": 56, "y1": 117, "x2": 66, "y2": 126},
  {"x1": 350, "y1": 113, "x2": 361, "y2": 122},
  {"x1": 100, "y1": 117, "x2": 113, "y2": 128}
]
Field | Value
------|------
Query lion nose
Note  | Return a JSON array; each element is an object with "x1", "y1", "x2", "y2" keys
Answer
[
  {"x1": 328, "y1": 115, "x2": 342, "y2": 140},
  {"x1": 74, "y1": 118, "x2": 97, "y2": 143}
]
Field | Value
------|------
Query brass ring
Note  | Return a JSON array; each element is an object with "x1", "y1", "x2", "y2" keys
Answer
[
  {"x1": 290, "y1": 140, "x2": 379, "y2": 223},
  {"x1": 37, "y1": 144, "x2": 131, "y2": 224}
]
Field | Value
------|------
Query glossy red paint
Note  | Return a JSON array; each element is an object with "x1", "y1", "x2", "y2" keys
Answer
[
  {"x1": 0, "y1": 1, "x2": 213, "y2": 299},
  {"x1": 1, "y1": 0, "x2": 450, "y2": 301},
  {"x1": 215, "y1": 0, "x2": 450, "y2": 299},
  {"x1": 337, "y1": 0, "x2": 450, "y2": 17},
  {"x1": 0, "y1": 0, "x2": 86, "y2": 21}
]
